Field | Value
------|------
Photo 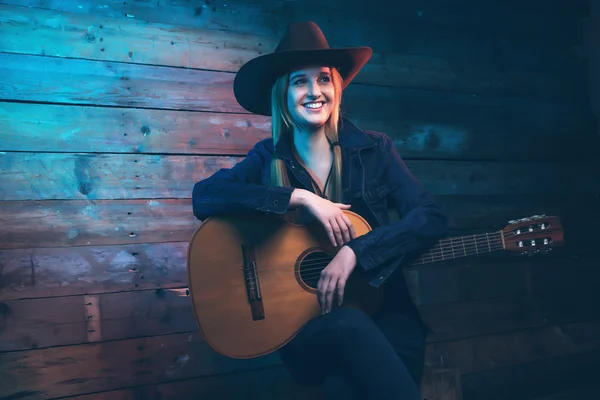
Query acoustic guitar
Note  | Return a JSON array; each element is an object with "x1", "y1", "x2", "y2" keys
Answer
[{"x1": 187, "y1": 211, "x2": 564, "y2": 359}]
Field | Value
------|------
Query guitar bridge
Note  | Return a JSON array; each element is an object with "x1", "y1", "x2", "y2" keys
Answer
[{"x1": 241, "y1": 244, "x2": 265, "y2": 321}]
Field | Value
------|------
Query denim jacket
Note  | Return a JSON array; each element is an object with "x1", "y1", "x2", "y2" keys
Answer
[{"x1": 192, "y1": 118, "x2": 448, "y2": 288}]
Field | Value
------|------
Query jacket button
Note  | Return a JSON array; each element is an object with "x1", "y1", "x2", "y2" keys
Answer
[{"x1": 273, "y1": 200, "x2": 279, "y2": 206}]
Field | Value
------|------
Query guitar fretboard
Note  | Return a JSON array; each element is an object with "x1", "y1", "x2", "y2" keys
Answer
[{"x1": 412, "y1": 231, "x2": 504, "y2": 266}]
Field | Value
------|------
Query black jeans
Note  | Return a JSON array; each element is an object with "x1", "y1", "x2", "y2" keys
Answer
[{"x1": 278, "y1": 306, "x2": 427, "y2": 399}]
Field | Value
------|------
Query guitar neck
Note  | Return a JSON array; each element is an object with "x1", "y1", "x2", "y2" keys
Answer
[{"x1": 411, "y1": 231, "x2": 505, "y2": 266}]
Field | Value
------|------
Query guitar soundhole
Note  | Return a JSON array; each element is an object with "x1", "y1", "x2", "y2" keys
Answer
[{"x1": 298, "y1": 251, "x2": 333, "y2": 289}]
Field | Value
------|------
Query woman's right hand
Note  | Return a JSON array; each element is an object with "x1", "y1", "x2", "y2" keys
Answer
[{"x1": 291, "y1": 189, "x2": 356, "y2": 248}]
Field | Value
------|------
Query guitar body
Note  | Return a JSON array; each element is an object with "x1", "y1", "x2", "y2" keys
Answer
[{"x1": 187, "y1": 210, "x2": 381, "y2": 359}]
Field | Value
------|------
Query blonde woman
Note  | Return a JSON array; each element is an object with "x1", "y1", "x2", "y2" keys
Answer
[{"x1": 193, "y1": 21, "x2": 447, "y2": 399}]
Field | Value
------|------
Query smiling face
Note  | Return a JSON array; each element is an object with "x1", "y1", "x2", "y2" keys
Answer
[{"x1": 286, "y1": 66, "x2": 335, "y2": 130}]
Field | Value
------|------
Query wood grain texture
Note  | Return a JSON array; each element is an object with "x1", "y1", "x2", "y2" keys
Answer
[
  {"x1": 2, "y1": 319, "x2": 600, "y2": 399},
  {"x1": 422, "y1": 291, "x2": 600, "y2": 342},
  {"x1": 0, "y1": 241, "x2": 526, "y2": 302},
  {"x1": 582, "y1": 0, "x2": 600, "y2": 137},
  {"x1": 530, "y1": 385, "x2": 600, "y2": 400},
  {"x1": 65, "y1": 365, "x2": 319, "y2": 400},
  {"x1": 0, "y1": 331, "x2": 282, "y2": 399},
  {"x1": 0, "y1": 288, "x2": 196, "y2": 352},
  {"x1": 4, "y1": 237, "x2": 596, "y2": 303},
  {"x1": 61, "y1": 365, "x2": 460, "y2": 400},
  {"x1": 0, "y1": 52, "x2": 593, "y2": 144},
  {"x1": 461, "y1": 350, "x2": 600, "y2": 400},
  {"x1": 0, "y1": 192, "x2": 598, "y2": 251},
  {"x1": 425, "y1": 320, "x2": 600, "y2": 374},
  {"x1": 0, "y1": 3, "x2": 265, "y2": 72},
  {"x1": 3, "y1": 0, "x2": 584, "y2": 38},
  {"x1": 0, "y1": 242, "x2": 190, "y2": 301},
  {"x1": 1, "y1": 152, "x2": 597, "y2": 202},
  {"x1": 2, "y1": 102, "x2": 598, "y2": 161},
  {"x1": 2, "y1": 280, "x2": 599, "y2": 353},
  {"x1": 0, "y1": 199, "x2": 200, "y2": 248},
  {"x1": 0, "y1": 2, "x2": 584, "y2": 101},
  {"x1": 0, "y1": 152, "x2": 242, "y2": 201},
  {"x1": 0, "y1": 102, "x2": 271, "y2": 155},
  {"x1": 0, "y1": 53, "x2": 243, "y2": 112}
]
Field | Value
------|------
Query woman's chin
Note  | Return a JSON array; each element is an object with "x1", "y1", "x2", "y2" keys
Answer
[{"x1": 299, "y1": 113, "x2": 330, "y2": 129}]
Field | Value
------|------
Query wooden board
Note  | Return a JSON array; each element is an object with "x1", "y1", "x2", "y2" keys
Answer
[
  {"x1": 461, "y1": 350, "x2": 600, "y2": 400},
  {"x1": 0, "y1": 52, "x2": 592, "y2": 146},
  {"x1": 530, "y1": 385, "x2": 600, "y2": 400},
  {"x1": 1, "y1": 193, "x2": 598, "y2": 250},
  {"x1": 0, "y1": 153, "x2": 242, "y2": 201},
  {"x1": 2, "y1": 319, "x2": 600, "y2": 398},
  {"x1": 0, "y1": 199, "x2": 201, "y2": 249},
  {"x1": 56, "y1": 365, "x2": 463, "y2": 400},
  {"x1": 424, "y1": 320, "x2": 600, "y2": 374},
  {"x1": 5, "y1": 0, "x2": 587, "y2": 35},
  {"x1": 3, "y1": 280, "x2": 600, "y2": 353},
  {"x1": 2, "y1": 102, "x2": 598, "y2": 161},
  {"x1": 0, "y1": 53, "x2": 243, "y2": 113},
  {"x1": 422, "y1": 291, "x2": 600, "y2": 342},
  {"x1": 0, "y1": 331, "x2": 282, "y2": 399},
  {"x1": 2, "y1": 0, "x2": 585, "y2": 38},
  {"x1": 0, "y1": 102, "x2": 271, "y2": 156},
  {"x1": 0, "y1": 242, "x2": 190, "y2": 301},
  {"x1": 65, "y1": 365, "x2": 319, "y2": 400},
  {"x1": 3, "y1": 238, "x2": 595, "y2": 304},
  {"x1": 0, "y1": 2, "x2": 584, "y2": 101},
  {"x1": 0, "y1": 288, "x2": 197, "y2": 352},
  {"x1": 1, "y1": 152, "x2": 597, "y2": 202}
]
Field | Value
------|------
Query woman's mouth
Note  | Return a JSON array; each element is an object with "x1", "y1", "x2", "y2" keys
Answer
[{"x1": 303, "y1": 101, "x2": 325, "y2": 111}]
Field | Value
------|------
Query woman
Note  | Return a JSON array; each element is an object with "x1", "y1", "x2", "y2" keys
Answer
[{"x1": 192, "y1": 21, "x2": 448, "y2": 399}]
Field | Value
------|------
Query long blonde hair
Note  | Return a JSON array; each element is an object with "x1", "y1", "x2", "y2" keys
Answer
[{"x1": 269, "y1": 67, "x2": 344, "y2": 202}]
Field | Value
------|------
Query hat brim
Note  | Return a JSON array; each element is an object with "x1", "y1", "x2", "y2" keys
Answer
[{"x1": 233, "y1": 46, "x2": 372, "y2": 116}]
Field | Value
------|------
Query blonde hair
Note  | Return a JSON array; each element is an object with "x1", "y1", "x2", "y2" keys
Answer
[{"x1": 269, "y1": 67, "x2": 344, "y2": 202}]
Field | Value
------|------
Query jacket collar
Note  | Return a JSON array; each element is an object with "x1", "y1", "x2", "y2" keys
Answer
[{"x1": 274, "y1": 117, "x2": 375, "y2": 161}]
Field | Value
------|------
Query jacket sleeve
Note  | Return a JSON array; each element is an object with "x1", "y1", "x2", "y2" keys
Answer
[
  {"x1": 192, "y1": 140, "x2": 295, "y2": 221},
  {"x1": 346, "y1": 135, "x2": 448, "y2": 272}
]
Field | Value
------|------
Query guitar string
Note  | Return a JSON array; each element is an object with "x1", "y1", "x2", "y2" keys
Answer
[
  {"x1": 242, "y1": 242, "x2": 508, "y2": 285},
  {"x1": 263, "y1": 235, "x2": 508, "y2": 271},
  {"x1": 204, "y1": 231, "x2": 542, "y2": 279},
  {"x1": 214, "y1": 229, "x2": 530, "y2": 274},
  {"x1": 194, "y1": 230, "x2": 554, "y2": 287},
  {"x1": 239, "y1": 242, "x2": 508, "y2": 291}
]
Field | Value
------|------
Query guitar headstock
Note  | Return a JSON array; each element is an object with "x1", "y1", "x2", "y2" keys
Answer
[{"x1": 501, "y1": 214, "x2": 564, "y2": 255}]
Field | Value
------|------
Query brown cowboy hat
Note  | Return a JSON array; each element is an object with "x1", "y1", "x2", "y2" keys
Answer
[{"x1": 233, "y1": 21, "x2": 372, "y2": 116}]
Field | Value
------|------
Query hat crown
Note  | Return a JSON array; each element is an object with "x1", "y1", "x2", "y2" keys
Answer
[{"x1": 275, "y1": 21, "x2": 330, "y2": 52}]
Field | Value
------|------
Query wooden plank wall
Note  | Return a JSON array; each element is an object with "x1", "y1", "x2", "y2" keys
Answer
[
  {"x1": 1, "y1": 0, "x2": 599, "y2": 399},
  {"x1": 582, "y1": 0, "x2": 600, "y2": 137}
]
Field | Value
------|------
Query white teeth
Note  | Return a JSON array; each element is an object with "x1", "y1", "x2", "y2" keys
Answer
[{"x1": 304, "y1": 102, "x2": 323, "y2": 109}]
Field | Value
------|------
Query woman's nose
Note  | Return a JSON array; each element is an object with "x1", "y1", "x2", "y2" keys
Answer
[{"x1": 307, "y1": 80, "x2": 321, "y2": 97}]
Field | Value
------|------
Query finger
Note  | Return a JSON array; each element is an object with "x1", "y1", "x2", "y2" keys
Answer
[
  {"x1": 334, "y1": 203, "x2": 352, "y2": 209},
  {"x1": 323, "y1": 223, "x2": 336, "y2": 247},
  {"x1": 317, "y1": 274, "x2": 329, "y2": 313},
  {"x1": 336, "y1": 214, "x2": 351, "y2": 243},
  {"x1": 337, "y1": 277, "x2": 347, "y2": 306},
  {"x1": 325, "y1": 277, "x2": 338, "y2": 313},
  {"x1": 341, "y1": 214, "x2": 357, "y2": 240},
  {"x1": 329, "y1": 218, "x2": 344, "y2": 248}
]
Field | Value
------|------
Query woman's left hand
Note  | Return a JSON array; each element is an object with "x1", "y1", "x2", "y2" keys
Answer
[{"x1": 317, "y1": 245, "x2": 357, "y2": 314}]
